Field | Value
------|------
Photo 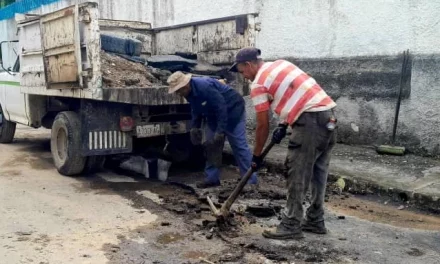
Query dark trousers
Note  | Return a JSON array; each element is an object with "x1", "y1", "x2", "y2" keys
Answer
[{"x1": 282, "y1": 110, "x2": 336, "y2": 227}]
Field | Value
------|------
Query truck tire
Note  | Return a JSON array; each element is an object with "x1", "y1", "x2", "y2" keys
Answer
[
  {"x1": 51, "y1": 111, "x2": 86, "y2": 176},
  {"x1": 82, "y1": 155, "x2": 106, "y2": 174},
  {"x1": 0, "y1": 105, "x2": 16, "y2": 144}
]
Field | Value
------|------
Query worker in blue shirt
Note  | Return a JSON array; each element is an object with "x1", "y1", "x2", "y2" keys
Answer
[{"x1": 167, "y1": 71, "x2": 257, "y2": 188}]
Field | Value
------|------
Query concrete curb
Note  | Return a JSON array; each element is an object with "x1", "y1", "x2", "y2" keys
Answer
[{"x1": 223, "y1": 144, "x2": 440, "y2": 213}]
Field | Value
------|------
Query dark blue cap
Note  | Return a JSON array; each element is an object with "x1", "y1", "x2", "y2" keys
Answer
[{"x1": 229, "y1": 47, "x2": 262, "y2": 72}]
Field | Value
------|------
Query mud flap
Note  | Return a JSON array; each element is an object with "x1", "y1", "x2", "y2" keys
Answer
[{"x1": 80, "y1": 99, "x2": 133, "y2": 156}]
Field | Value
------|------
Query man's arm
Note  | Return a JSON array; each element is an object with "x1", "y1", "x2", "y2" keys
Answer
[{"x1": 253, "y1": 110, "x2": 270, "y2": 156}]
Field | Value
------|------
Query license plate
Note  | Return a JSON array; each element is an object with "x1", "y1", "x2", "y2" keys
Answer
[{"x1": 136, "y1": 124, "x2": 163, "y2": 138}]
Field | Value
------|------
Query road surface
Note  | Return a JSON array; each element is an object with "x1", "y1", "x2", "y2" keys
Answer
[{"x1": 0, "y1": 126, "x2": 439, "y2": 264}]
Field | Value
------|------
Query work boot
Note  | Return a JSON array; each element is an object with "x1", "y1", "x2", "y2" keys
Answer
[
  {"x1": 196, "y1": 180, "x2": 221, "y2": 189},
  {"x1": 262, "y1": 223, "x2": 304, "y2": 240},
  {"x1": 301, "y1": 220, "x2": 328, "y2": 234}
]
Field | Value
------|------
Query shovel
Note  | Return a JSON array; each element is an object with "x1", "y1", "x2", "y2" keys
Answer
[{"x1": 207, "y1": 141, "x2": 275, "y2": 220}]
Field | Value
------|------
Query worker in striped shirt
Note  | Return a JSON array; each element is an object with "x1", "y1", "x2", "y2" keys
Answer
[{"x1": 230, "y1": 48, "x2": 337, "y2": 240}]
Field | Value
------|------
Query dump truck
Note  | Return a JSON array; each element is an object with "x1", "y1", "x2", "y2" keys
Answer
[{"x1": 0, "y1": 2, "x2": 256, "y2": 176}]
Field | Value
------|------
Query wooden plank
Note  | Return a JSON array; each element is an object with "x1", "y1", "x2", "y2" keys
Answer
[
  {"x1": 44, "y1": 44, "x2": 75, "y2": 57},
  {"x1": 47, "y1": 52, "x2": 78, "y2": 83},
  {"x1": 41, "y1": 13, "x2": 75, "y2": 50},
  {"x1": 39, "y1": 5, "x2": 82, "y2": 89}
]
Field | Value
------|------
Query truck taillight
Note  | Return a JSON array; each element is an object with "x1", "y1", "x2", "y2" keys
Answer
[{"x1": 120, "y1": 116, "x2": 134, "y2": 132}]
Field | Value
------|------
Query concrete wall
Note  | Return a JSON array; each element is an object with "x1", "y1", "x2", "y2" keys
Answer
[{"x1": 1, "y1": 0, "x2": 439, "y2": 155}]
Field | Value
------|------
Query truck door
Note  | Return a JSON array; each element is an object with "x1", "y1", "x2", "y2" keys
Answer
[{"x1": 0, "y1": 41, "x2": 29, "y2": 125}]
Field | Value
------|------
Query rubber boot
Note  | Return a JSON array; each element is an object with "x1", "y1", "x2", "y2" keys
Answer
[
  {"x1": 262, "y1": 223, "x2": 304, "y2": 240},
  {"x1": 301, "y1": 220, "x2": 328, "y2": 234}
]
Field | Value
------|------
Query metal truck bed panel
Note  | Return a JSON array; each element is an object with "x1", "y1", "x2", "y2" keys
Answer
[
  {"x1": 19, "y1": 85, "x2": 185, "y2": 105},
  {"x1": 100, "y1": 86, "x2": 186, "y2": 105}
]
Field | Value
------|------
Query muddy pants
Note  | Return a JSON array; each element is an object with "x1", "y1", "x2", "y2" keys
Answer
[{"x1": 282, "y1": 110, "x2": 336, "y2": 228}]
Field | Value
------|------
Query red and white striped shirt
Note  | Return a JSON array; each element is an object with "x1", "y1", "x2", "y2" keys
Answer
[{"x1": 250, "y1": 60, "x2": 336, "y2": 125}]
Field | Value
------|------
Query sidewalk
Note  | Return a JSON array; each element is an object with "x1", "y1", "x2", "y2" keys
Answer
[{"x1": 224, "y1": 142, "x2": 440, "y2": 212}]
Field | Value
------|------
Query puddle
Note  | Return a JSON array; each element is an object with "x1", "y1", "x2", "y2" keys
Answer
[
  {"x1": 29, "y1": 157, "x2": 53, "y2": 170},
  {"x1": 156, "y1": 232, "x2": 185, "y2": 244}
]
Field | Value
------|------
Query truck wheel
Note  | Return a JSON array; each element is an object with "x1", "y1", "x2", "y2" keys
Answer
[
  {"x1": 82, "y1": 156, "x2": 106, "y2": 174},
  {"x1": 51, "y1": 111, "x2": 86, "y2": 176},
  {"x1": 0, "y1": 105, "x2": 16, "y2": 144}
]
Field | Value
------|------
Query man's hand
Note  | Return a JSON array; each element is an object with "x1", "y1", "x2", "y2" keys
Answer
[
  {"x1": 251, "y1": 155, "x2": 263, "y2": 171},
  {"x1": 272, "y1": 124, "x2": 288, "y2": 144},
  {"x1": 190, "y1": 128, "x2": 203, "y2": 145}
]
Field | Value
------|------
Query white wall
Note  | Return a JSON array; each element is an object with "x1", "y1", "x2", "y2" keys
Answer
[
  {"x1": 3, "y1": 0, "x2": 440, "y2": 59},
  {"x1": 151, "y1": 0, "x2": 259, "y2": 27},
  {"x1": 150, "y1": 0, "x2": 440, "y2": 58}
]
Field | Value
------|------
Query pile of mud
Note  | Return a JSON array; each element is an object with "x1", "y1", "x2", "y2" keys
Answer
[{"x1": 101, "y1": 51, "x2": 165, "y2": 88}]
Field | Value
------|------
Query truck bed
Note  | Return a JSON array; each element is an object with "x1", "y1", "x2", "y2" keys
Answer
[{"x1": 17, "y1": 2, "x2": 256, "y2": 103}]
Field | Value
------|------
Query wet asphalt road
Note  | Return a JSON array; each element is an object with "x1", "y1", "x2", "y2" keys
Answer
[{"x1": 0, "y1": 126, "x2": 439, "y2": 264}]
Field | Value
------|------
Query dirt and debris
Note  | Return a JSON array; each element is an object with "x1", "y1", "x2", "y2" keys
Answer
[
  {"x1": 406, "y1": 248, "x2": 425, "y2": 257},
  {"x1": 100, "y1": 51, "x2": 162, "y2": 88},
  {"x1": 92, "y1": 156, "x2": 440, "y2": 263},
  {"x1": 246, "y1": 204, "x2": 282, "y2": 217},
  {"x1": 156, "y1": 232, "x2": 185, "y2": 244},
  {"x1": 100, "y1": 49, "x2": 229, "y2": 89}
]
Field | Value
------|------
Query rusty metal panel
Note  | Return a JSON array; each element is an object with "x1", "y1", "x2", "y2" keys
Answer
[
  {"x1": 40, "y1": 5, "x2": 82, "y2": 88},
  {"x1": 153, "y1": 14, "x2": 257, "y2": 66},
  {"x1": 197, "y1": 50, "x2": 237, "y2": 65},
  {"x1": 154, "y1": 27, "x2": 195, "y2": 55},
  {"x1": 101, "y1": 86, "x2": 187, "y2": 105},
  {"x1": 197, "y1": 20, "x2": 246, "y2": 52},
  {"x1": 98, "y1": 19, "x2": 152, "y2": 30},
  {"x1": 80, "y1": 3, "x2": 102, "y2": 90},
  {"x1": 19, "y1": 18, "x2": 46, "y2": 88}
]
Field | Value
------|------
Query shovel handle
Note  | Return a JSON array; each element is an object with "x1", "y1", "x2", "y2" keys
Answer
[
  {"x1": 260, "y1": 141, "x2": 276, "y2": 160},
  {"x1": 219, "y1": 141, "x2": 276, "y2": 218}
]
